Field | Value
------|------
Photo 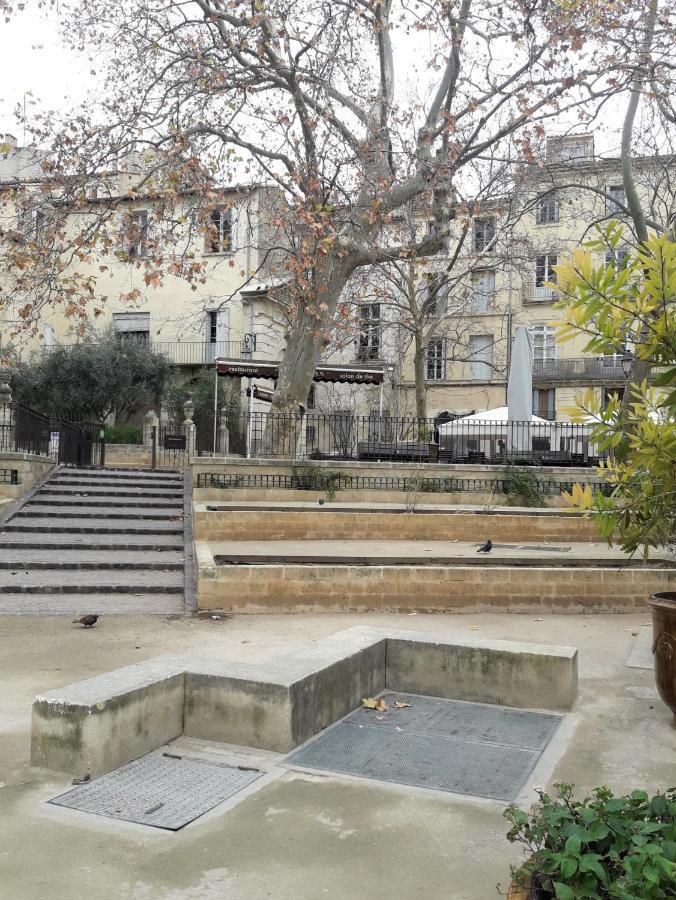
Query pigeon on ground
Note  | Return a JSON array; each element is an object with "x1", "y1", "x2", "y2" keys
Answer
[
  {"x1": 73, "y1": 615, "x2": 99, "y2": 628},
  {"x1": 476, "y1": 540, "x2": 492, "y2": 554}
]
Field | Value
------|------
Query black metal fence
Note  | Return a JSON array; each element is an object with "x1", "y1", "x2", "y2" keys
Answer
[
  {"x1": 2, "y1": 404, "x2": 105, "y2": 467},
  {"x1": 195, "y1": 471, "x2": 610, "y2": 496},
  {"x1": 217, "y1": 412, "x2": 603, "y2": 467}
]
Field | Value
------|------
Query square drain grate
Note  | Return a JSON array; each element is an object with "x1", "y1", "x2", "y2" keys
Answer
[
  {"x1": 286, "y1": 692, "x2": 562, "y2": 802},
  {"x1": 49, "y1": 753, "x2": 262, "y2": 830}
]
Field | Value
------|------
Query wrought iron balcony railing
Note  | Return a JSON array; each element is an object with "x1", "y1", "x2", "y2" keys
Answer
[{"x1": 533, "y1": 356, "x2": 627, "y2": 384}]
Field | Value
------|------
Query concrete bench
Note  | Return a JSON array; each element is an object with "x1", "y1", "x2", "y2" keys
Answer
[{"x1": 32, "y1": 627, "x2": 577, "y2": 775}]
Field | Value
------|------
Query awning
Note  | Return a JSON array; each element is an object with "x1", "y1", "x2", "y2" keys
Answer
[
  {"x1": 216, "y1": 358, "x2": 384, "y2": 385},
  {"x1": 252, "y1": 385, "x2": 273, "y2": 402}
]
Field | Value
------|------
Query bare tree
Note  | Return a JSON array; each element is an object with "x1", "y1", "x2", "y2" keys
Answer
[{"x1": 2, "y1": 0, "x2": 670, "y2": 444}]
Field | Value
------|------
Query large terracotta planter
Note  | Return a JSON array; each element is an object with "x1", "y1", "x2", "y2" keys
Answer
[{"x1": 647, "y1": 591, "x2": 676, "y2": 725}]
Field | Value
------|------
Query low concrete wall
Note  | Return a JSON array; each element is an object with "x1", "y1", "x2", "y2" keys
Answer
[
  {"x1": 0, "y1": 452, "x2": 55, "y2": 499},
  {"x1": 31, "y1": 627, "x2": 576, "y2": 774},
  {"x1": 197, "y1": 559, "x2": 674, "y2": 614},
  {"x1": 194, "y1": 504, "x2": 599, "y2": 543},
  {"x1": 104, "y1": 444, "x2": 152, "y2": 468},
  {"x1": 193, "y1": 486, "x2": 554, "y2": 506},
  {"x1": 31, "y1": 658, "x2": 185, "y2": 776},
  {"x1": 387, "y1": 631, "x2": 577, "y2": 711}
]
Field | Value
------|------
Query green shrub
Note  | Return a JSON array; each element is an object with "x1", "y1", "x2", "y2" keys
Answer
[
  {"x1": 502, "y1": 465, "x2": 545, "y2": 507},
  {"x1": 290, "y1": 464, "x2": 346, "y2": 501},
  {"x1": 103, "y1": 423, "x2": 142, "y2": 444},
  {"x1": 505, "y1": 783, "x2": 676, "y2": 899}
]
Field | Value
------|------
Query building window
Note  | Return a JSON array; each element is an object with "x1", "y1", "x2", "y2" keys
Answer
[
  {"x1": 357, "y1": 303, "x2": 381, "y2": 361},
  {"x1": 113, "y1": 311, "x2": 150, "y2": 344},
  {"x1": 533, "y1": 388, "x2": 555, "y2": 420},
  {"x1": 603, "y1": 387, "x2": 625, "y2": 407},
  {"x1": 129, "y1": 210, "x2": 148, "y2": 258},
  {"x1": 469, "y1": 334, "x2": 493, "y2": 381},
  {"x1": 207, "y1": 209, "x2": 234, "y2": 253},
  {"x1": 606, "y1": 185, "x2": 626, "y2": 215},
  {"x1": 426, "y1": 338, "x2": 445, "y2": 380},
  {"x1": 547, "y1": 137, "x2": 592, "y2": 163},
  {"x1": 533, "y1": 254, "x2": 558, "y2": 301},
  {"x1": 207, "y1": 310, "x2": 218, "y2": 343},
  {"x1": 422, "y1": 275, "x2": 447, "y2": 320},
  {"x1": 307, "y1": 384, "x2": 316, "y2": 409},
  {"x1": 473, "y1": 217, "x2": 495, "y2": 252},
  {"x1": 536, "y1": 191, "x2": 559, "y2": 225},
  {"x1": 530, "y1": 324, "x2": 556, "y2": 361},
  {"x1": 605, "y1": 248, "x2": 629, "y2": 268},
  {"x1": 470, "y1": 269, "x2": 495, "y2": 313}
]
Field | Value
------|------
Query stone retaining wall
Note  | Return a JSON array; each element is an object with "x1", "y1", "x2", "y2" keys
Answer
[
  {"x1": 104, "y1": 444, "x2": 152, "y2": 468},
  {"x1": 0, "y1": 452, "x2": 55, "y2": 499},
  {"x1": 194, "y1": 486, "x2": 570, "y2": 507},
  {"x1": 197, "y1": 561, "x2": 673, "y2": 614},
  {"x1": 194, "y1": 506, "x2": 600, "y2": 543}
]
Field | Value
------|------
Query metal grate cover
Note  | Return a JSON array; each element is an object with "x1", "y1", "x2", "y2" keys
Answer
[
  {"x1": 287, "y1": 693, "x2": 562, "y2": 801},
  {"x1": 49, "y1": 753, "x2": 262, "y2": 830},
  {"x1": 344, "y1": 693, "x2": 560, "y2": 750}
]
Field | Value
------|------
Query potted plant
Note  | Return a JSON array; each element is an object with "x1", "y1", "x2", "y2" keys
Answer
[
  {"x1": 503, "y1": 783, "x2": 676, "y2": 899},
  {"x1": 647, "y1": 592, "x2": 676, "y2": 725}
]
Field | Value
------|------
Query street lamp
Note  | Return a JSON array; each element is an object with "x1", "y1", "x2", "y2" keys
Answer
[{"x1": 621, "y1": 349, "x2": 634, "y2": 377}]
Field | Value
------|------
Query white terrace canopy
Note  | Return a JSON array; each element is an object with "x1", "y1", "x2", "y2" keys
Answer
[
  {"x1": 437, "y1": 406, "x2": 592, "y2": 463},
  {"x1": 437, "y1": 407, "x2": 549, "y2": 433}
]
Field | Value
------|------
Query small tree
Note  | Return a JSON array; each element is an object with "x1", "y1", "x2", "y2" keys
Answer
[
  {"x1": 10, "y1": 332, "x2": 170, "y2": 422},
  {"x1": 556, "y1": 225, "x2": 675, "y2": 557}
]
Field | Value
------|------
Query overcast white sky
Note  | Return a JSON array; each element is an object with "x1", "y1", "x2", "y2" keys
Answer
[
  {"x1": 0, "y1": 9, "x2": 90, "y2": 139},
  {"x1": 0, "y1": 4, "x2": 630, "y2": 155}
]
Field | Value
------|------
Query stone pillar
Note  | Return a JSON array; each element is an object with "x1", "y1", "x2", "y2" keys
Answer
[
  {"x1": 0, "y1": 381, "x2": 14, "y2": 452},
  {"x1": 182, "y1": 392, "x2": 196, "y2": 458},
  {"x1": 143, "y1": 409, "x2": 159, "y2": 447}
]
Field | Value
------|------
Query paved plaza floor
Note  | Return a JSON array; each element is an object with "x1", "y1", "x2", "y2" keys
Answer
[{"x1": 1, "y1": 612, "x2": 674, "y2": 899}]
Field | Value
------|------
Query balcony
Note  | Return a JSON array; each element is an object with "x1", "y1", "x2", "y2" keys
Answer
[
  {"x1": 149, "y1": 340, "x2": 255, "y2": 365},
  {"x1": 525, "y1": 285, "x2": 560, "y2": 304},
  {"x1": 533, "y1": 356, "x2": 628, "y2": 385}
]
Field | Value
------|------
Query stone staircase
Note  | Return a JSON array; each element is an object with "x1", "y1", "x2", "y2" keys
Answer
[{"x1": 0, "y1": 467, "x2": 189, "y2": 615}]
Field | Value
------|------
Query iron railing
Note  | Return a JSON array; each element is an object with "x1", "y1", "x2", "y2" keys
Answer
[
  {"x1": 1, "y1": 404, "x2": 105, "y2": 466},
  {"x1": 43, "y1": 339, "x2": 256, "y2": 366},
  {"x1": 195, "y1": 471, "x2": 610, "y2": 496},
  {"x1": 533, "y1": 356, "x2": 628, "y2": 384},
  {"x1": 211, "y1": 412, "x2": 604, "y2": 466}
]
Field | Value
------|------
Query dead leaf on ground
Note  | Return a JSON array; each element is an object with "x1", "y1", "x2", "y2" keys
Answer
[
  {"x1": 361, "y1": 697, "x2": 388, "y2": 711},
  {"x1": 394, "y1": 701, "x2": 411, "y2": 709}
]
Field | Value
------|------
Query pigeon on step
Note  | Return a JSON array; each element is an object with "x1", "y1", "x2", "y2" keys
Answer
[{"x1": 476, "y1": 540, "x2": 492, "y2": 554}]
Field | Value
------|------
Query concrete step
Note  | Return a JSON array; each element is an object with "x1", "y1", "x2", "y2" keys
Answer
[
  {"x1": 0, "y1": 569, "x2": 184, "y2": 593},
  {"x1": 58, "y1": 468, "x2": 183, "y2": 481},
  {"x1": 39, "y1": 485, "x2": 183, "y2": 497},
  {"x1": 50, "y1": 476, "x2": 184, "y2": 488},
  {"x1": 0, "y1": 593, "x2": 185, "y2": 614},
  {"x1": 2, "y1": 517, "x2": 183, "y2": 534},
  {"x1": 17, "y1": 506, "x2": 183, "y2": 520},
  {"x1": 26, "y1": 497, "x2": 182, "y2": 509},
  {"x1": 0, "y1": 533, "x2": 183, "y2": 550},
  {"x1": 0, "y1": 549, "x2": 184, "y2": 569}
]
